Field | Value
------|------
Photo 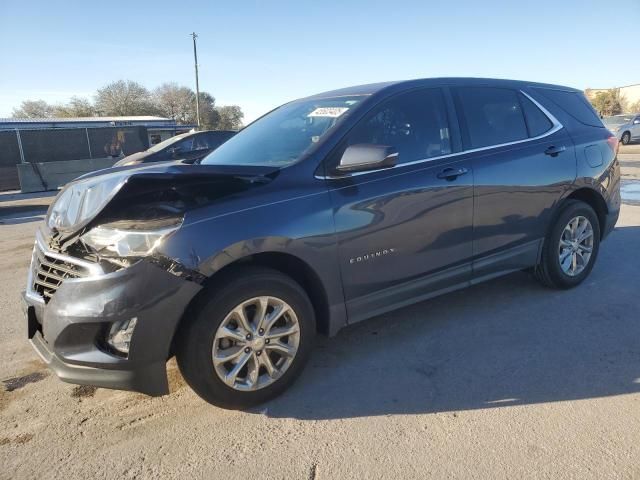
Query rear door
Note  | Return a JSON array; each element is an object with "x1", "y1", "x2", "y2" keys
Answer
[
  {"x1": 326, "y1": 87, "x2": 474, "y2": 322},
  {"x1": 451, "y1": 86, "x2": 574, "y2": 279}
]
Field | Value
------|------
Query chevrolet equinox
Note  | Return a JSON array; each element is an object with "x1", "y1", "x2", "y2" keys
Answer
[{"x1": 23, "y1": 78, "x2": 621, "y2": 408}]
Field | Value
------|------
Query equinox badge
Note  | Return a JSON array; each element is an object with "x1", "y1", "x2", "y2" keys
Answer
[{"x1": 349, "y1": 248, "x2": 396, "y2": 264}]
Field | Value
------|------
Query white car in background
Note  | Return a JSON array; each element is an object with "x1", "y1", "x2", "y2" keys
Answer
[{"x1": 603, "y1": 114, "x2": 640, "y2": 145}]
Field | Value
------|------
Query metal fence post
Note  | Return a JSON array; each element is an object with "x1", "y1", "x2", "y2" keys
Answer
[
  {"x1": 85, "y1": 128, "x2": 93, "y2": 159},
  {"x1": 15, "y1": 129, "x2": 26, "y2": 163}
]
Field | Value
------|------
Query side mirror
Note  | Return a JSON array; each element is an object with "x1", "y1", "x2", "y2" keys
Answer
[
  {"x1": 336, "y1": 144, "x2": 398, "y2": 173},
  {"x1": 634, "y1": 119, "x2": 640, "y2": 125}
]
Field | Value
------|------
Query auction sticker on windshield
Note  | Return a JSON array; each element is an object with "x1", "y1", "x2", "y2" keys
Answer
[{"x1": 308, "y1": 107, "x2": 349, "y2": 118}]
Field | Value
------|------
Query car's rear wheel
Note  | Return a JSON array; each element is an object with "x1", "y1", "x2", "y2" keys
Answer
[
  {"x1": 534, "y1": 200, "x2": 600, "y2": 289},
  {"x1": 621, "y1": 132, "x2": 631, "y2": 145},
  {"x1": 176, "y1": 267, "x2": 315, "y2": 409}
]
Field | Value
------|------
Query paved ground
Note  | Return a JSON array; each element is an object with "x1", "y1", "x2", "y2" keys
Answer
[{"x1": 1, "y1": 155, "x2": 640, "y2": 479}]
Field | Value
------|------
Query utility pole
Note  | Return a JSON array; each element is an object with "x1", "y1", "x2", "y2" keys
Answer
[{"x1": 191, "y1": 32, "x2": 201, "y2": 129}]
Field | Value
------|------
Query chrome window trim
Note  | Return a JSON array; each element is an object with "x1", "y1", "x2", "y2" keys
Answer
[{"x1": 318, "y1": 89, "x2": 563, "y2": 179}]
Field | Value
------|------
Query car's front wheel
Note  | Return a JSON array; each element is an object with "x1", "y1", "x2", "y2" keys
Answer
[
  {"x1": 534, "y1": 200, "x2": 600, "y2": 289},
  {"x1": 176, "y1": 267, "x2": 315, "y2": 409},
  {"x1": 621, "y1": 132, "x2": 631, "y2": 145}
]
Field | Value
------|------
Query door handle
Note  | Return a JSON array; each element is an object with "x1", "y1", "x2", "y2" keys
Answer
[
  {"x1": 544, "y1": 145, "x2": 566, "y2": 157},
  {"x1": 437, "y1": 167, "x2": 469, "y2": 181}
]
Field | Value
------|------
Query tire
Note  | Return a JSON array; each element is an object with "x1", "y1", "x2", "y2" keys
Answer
[
  {"x1": 175, "y1": 266, "x2": 315, "y2": 409},
  {"x1": 534, "y1": 200, "x2": 600, "y2": 289},
  {"x1": 621, "y1": 132, "x2": 631, "y2": 145}
]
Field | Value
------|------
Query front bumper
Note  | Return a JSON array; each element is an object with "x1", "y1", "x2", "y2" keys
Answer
[{"x1": 23, "y1": 245, "x2": 201, "y2": 396}]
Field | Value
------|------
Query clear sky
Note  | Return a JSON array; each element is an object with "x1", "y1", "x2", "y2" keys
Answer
[{"x1": 1, "y1": 0, "x2": 638, "y2": 123}]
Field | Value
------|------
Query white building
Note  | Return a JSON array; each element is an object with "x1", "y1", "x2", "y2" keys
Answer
[{"x1": 586, "y1": 84, "x2": 640, "y2": 112}]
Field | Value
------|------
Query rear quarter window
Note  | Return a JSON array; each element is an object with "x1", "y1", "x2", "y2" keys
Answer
[
  {"x1": 519, "y1": 93, "x2": 553, "y2": 137},
  {"x1": 533, "y1": 88, "x2": 603, "y2": 128}
]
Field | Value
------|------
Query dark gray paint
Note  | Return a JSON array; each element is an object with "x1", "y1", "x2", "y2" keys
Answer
[{"x1": 23, "y1": 77, "x2": 621, "y2": 396}]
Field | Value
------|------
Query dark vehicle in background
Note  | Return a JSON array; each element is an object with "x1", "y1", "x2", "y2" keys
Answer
[
  {"x1": 603, "y1": 114, "x2": 640, "y2": 145},
  {"x1": 23, "y1": 78, "x2": 620, "y2": 409},
  {"x1": 114, "y1": 130, "x2": 236, "y2": 166}
]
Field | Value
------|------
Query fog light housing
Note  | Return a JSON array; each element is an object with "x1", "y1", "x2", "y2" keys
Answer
[{"x1": 107, "y1": 317, "x2": 137, "y2": 356}]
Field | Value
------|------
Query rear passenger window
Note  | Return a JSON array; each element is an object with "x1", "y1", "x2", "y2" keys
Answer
[
  {"x1": 455, "y1": 87, "x2": 528, "y2": 149},
  {"x1": 345, "y1": 88, "x2": 451, "y2": 164},
  {"x1": 519, "y1": 93, "x2": 553, "y2": 137}
]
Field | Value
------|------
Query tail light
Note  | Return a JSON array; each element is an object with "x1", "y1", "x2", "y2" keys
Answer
[{"x1": 606, "y1": 134, "x2": 619, "y2": 154}]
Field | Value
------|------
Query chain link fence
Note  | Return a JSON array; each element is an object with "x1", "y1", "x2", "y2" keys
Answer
[
  {"x1": 0, "y1": 131, "x2": 22, "y2": 191},
  {"x1": 0, "y1": 126, "x2": 149, "y2": 191}
]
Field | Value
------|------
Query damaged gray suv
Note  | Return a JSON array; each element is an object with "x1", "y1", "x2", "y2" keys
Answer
[{"x1": 23, "y1": 78, "x2": 621, "y2": 408}]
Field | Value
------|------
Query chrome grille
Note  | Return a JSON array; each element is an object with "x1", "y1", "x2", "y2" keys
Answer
[
  {"x1": 28, "y1": 230, "x2": 103, "y2": 303},
  {"x1": 33, "y1": 245, "x2": 88, "y2": 301}
]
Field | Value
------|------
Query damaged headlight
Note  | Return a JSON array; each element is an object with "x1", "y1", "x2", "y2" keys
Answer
[
  {"x1": 80, "y1": 224, "x2": 180, "y2": 257},
  {"x1": 48, "y1": 172, "x2": 129, "y2": 233}
]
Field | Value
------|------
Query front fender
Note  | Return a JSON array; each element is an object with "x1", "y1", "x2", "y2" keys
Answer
[{"x1": 157, "y1": 188, "x2": 348, "y2": 335}]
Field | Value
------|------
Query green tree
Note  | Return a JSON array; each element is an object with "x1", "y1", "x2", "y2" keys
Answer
[
  {"x1": 154, "y1": 87, "x2": 244, "y2": 129},
  {"x1": 213, "y1": 105, "x2": 244, "y2": 130},
  {"x1": 53, "y1": 97, "x2": 96, "y2": 117},
  {"x1": 10, "y1": 81, "x2": 244, "y2": 126},
  {"x1": 11, "y1": 99, "x2": 55, "y2": 118},
  {"x1": 590, "y1": 89, "x2": 623, "y2": 117},
  {"x1": 154, "y1": 83, "x2": 195, "y2": 124},
  {"x1": 95, "y1": 80, "x2": 158, "y2": 116},
  {"x1": 628, "y1": 100, "x2": 640, "y2": 113},
  {"x1": 197, "y1": 91, "x2": 218, "y2": 129}
]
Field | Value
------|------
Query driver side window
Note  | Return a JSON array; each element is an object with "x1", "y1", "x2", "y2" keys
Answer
[{"x1": 345, "y1": 88, "x2": 451, "y2": 165}]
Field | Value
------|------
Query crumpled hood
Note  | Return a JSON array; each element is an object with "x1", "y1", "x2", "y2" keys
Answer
[{"x1": 47, "y1": 162, "x2": 279, "y2": 238}]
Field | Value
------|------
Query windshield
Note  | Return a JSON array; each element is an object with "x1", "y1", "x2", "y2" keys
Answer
[
  {"x1": 603, "y1": 115, "x2": 634, "y2": 127},
  {"x1": 147, "y1": 132, "x2": 191, "y2": 152},
  {"x1": 201, "y1": 96, "x2": 365, "y2": 167}
]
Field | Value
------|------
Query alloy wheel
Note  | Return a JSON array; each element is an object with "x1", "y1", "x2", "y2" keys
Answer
[
  {"x1": 558, "y1": 215, "x2": 594, "y2": 277},
  {"x1": 212, "y1": 296, "x2": 300, "y2": 391}
]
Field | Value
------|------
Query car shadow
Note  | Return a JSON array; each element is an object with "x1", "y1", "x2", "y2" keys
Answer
[{"x1": 260, "y1": 225, "x2": 640, "y2": 419}]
